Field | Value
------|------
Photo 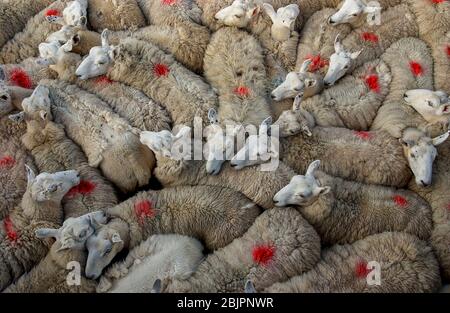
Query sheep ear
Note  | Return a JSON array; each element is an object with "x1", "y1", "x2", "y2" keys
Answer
[
  {"x1": 208, "y1": 108, "x2": 218, "y2": 124},
  {"x1": 302, "y1": 124, "x2": 313, "y2": 137},
  {"x1": 293, "y1": 94, "x2": 303, "y2": 111},
  {"x1": 72, "y1": 34, "x2": 81, "y2": 46},
  {"x1": 78, "y1": 16, "x2": 87, "y2": 27},
  {"x1": 286, "y1": 4, "x2": 300, "y2": 16},
  {"x1": 350, "y1": 49, "x2": 363, "y2": 60},
  {"x1": 248, "y1": 5, "x2": 260, "y2": 18},
  {"x1": 101, "y1": 29, "x2": 111, "y2": 49},
  {"x1": 318, "y1": 186, "x2": 331, "y2": 195},
  {"x1": 39, "y1": 110, "x2": 48, "y2": 121},
  {"x1": 306, "y1": 160, "x2": 321, "y2": 177},
  {"x1": 263, "y1": 3, "x2": 276, "y2": 22},
  {"x1": 434, "y1": 91, "x2": 448, "y2": 103},
  {"x1": 46, "y1": 15, "x2": 65, "y2": 26},
  {"x1": 437, "y1": 104, "x2": 450, "y2": 116},
  {"x1": 151, "y1": 279, "x2": 162, "y2": 293},
  {"x1": 245, "y1": 280, "x2": 256, "y2": 293},
  {"x1": 25, "y1": 164, "x2": 36, "y2": 187},
  {"x1": 299, "y1": 59, "x2": 312, "y2": 74},
  {"x1": 108, "y1": 46, "x2": 120, "y2": 61},
  {"x1": 432, "y1": 131, "x2": 450, "y2": 147},
  {"x1": 89, "y1": 214, "x2": 102, "y2": 231},
  {"x1": 334, "y1": 34, "x2": 343, "y2": 53},
  {"x1": 9, "y1": 112, "x2": 25, "y2": 123},
  {"x1": 363, "y1": 5, "x2": 381, "y2": 15},
  {"x1": 111, "y1": 233, "x2": 122, "y2": 244},
  {"x1": 35, "y1": 228, "x2": 60, "y2": 240}
]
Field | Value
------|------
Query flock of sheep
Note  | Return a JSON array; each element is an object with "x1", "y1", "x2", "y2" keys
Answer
[{"x1": 0, "y1": 0, "x2": 449, "y2": 293}]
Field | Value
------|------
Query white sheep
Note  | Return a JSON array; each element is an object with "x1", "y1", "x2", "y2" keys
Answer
[
  {"x1": 371, "y1": 38, "x2": 442, "y2": 138},
  {"x1": 163, "y1": 208, "x2": 321, "y2": 293},
  {"x1": 62, "y1": 0, "x2": 88, "y2": 26},
  {"x1": 97, "y1": 234, "x2": 204, "y2": 293},
  {"x1": 0, "y1": 67, "x2": 34, "y2": 116},
  {"x1": 1, "y1": 58, "x2": 58, "y2": 90},
  {"x1": 273, "y1": 160, "x2": 433, "y2": 245},
  {"x1": 0, "y1": 1, "x2": 67, "y2": 64},
  {"x1": 24, "y1": 80, "x2": 155, "y2": 194},
  {"x1": 262, "y1": 3, "x2": 300, "y2": 42},
  {"x1": 203, "y1": 27, "x2": 272, "y2": 127},
  {"x1": 0, "y1": 167, "x2": 80, "y2": 291},
  {"x1": 82, "y1": 186, "x2": 260, "y2": 279},
  {"x1": 75, "y1": 34, "x2": 218, "y2": 128},
  {"x1": 265, "y1": 232, "x2": 441, "y2": 293}
]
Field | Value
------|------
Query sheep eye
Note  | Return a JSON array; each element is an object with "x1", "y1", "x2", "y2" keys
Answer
[
  {"x1": 410, "y1": 154, "x2": 416, "y2": 159},
  {"x1": 234, "y1": 14, "x2": 242, "y2": 18},
  {"x1": 0, "y1": 95, "x2": 8, "y2": 101},
  {"x1": 427, "y1": 101, "x2": 434, "y2": 107},
  {"x1": 352, "y1": 13, "x2": 359, "y2": 17},
  {"x1": 104, "y1": 247, "x2": 112, "y2": 255}
]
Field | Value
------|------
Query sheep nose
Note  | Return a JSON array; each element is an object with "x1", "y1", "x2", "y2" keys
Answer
[
  {"x1": 404, "y1": 93, "x2": 408, "y2": 98},
  {"x1": 273, "y1": 200, "x2": 280, "y2": 205},
  {"x1": 328, "y1": 17, "x2": 336, "y2": 25},
  {"x1": 271, "y1": 94, "x2": 276, "y2": 100},
  {"x1": 230, "y1": 163, "x2": 237, "y2": 168},
  {"x1": 420, "y1": 180, "x2": 430, "y2": 187},
  {"x1": 324, "y1": 82, "x2": 331, "y2": 87}
]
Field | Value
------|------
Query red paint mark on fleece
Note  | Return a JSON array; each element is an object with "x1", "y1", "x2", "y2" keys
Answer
[
  {"x1": 134, "y1": 200, "x2": 156, "y2": 223},
  {"x1": 431, "y1": 0, "x2": 445, "y2": 4},
  {"x1": 354, "y1": 131, "x2": 373, "y2": 141},
  {"x1": 446, "y1": 45, "x2": 450, "y2": 57},
  {"x1": 409, "y1": 61, "x2": 424, "y2": 77},
  {"x1": 153, "y1": 63, "x2": 170, "y2": 77},
  {"x1": 365, "y1": 74, "x2": 380, "y2": 93},
  {"x1": 355, "y1": 260, "x2": 371, "y2": 278},
  {"x1": 0, "y1": 156, "x2": 15, "y2": 168},
  {"x1": 66, "y1": 180, "x2": 96, "y2": 197},
  {"x1": 162, "y1": 0, "x2": 177, "y2": 5},
  {"x1": 45, "y1": 9, "x2": 61, "y2": 17},
  {"x1": 4, "y1": 217, "x2": 19, "y2": 243},
  {"x1": 305, "y1": 55, "x2": 329, "y2": 72},
  {"x1": 393, "y1": 195, "x2": 408, "y2": 208},
  {"x1": 9, "y1": 68, "x2": 33, "y2": 89},
  {"x1": 252, "y1": 244, "x2": 275, "y2": 266},
  {"x1": 94, "y1": 76, "x2": 113, "y2": 85},
  {"x1": 234, "y1": 86, "x2": 250, "y2": 97},
  {"x1": 362, "y1": 32, "x2": 379, "y2": 44}
]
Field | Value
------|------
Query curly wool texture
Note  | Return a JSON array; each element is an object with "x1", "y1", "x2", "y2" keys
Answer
[
  {"x1": 371, "y1": 38, "x2": 441, "y2": 138},
  {"x1": 88, "y1": 0, "x2": 146, "y2": 31},
  {"x1": 409, "y1": 141, "x2": 450, "y2": 281},
  {"x1": 0, "y1": 1, "x2": 66, "y2": 64},
  {"x1": 135, "y1": 0, "x2": 210, "y2": 73},
  {"x1": 0, "y1": 116, "x2": 36, "y2": 220},
  {"x1": 406, "y1": 0, "x2": 450, "y2": 91},
  {"x1": 301, "y1": 58, "x2": 391, "y2": 130},
  {"x1": 265, "y1": 232, "x2": 441, "y2": 293},
  {"x1": 299, "y1": 171, "x2": 432, "y2": 245},
  {"x1": 204, "y1": 27, "x2": 272, "y2": 126},
  {"x1": 280, "y1": 128, "x2": 411, "y2": 188},
  {"x1": 4, "y1": 241, "x2": 97, "y2": 293},
  {"x1": 106, "y1": 186, "x2": 261, "y2": 251},
  {"x1": 164, "y1": 208, "x2": 321, "y2": 293},
  {"x1": 21, "y1": 120, "x2": 118, "y2": 219},
  {"x1": 38, "y1": 79, "x2": 154, "y2": 194},
  {"x1": 0, "y1": 0, "x2": 54, "y2": 48},
  {"x1": 107, "y1": 38, "x2": 217, "y2": 127}
]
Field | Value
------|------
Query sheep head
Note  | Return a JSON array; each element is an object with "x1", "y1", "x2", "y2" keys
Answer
[
  {"x1": 263, "y1": 3, "x2": 300, "y2": 41},
  {"x1": 76, "y1": 29, "x2": 115, "y2": 80},
  {"x1": 404, "y1": 89, "x2": 450, "y2": 126},
  {"x1": 328, "y1": 0, "x2": 381, "y2": 25},
  {"x1": 400, "y1": 128, "x2": 450, "y2": 187},
  {"x1": 26, "y1": 166, "x2": 80, "y2": 204},
  {"x1": 273, "y1": 94, "x2": 315, "y2": 138},
  {"x1": 214, "y1": 0, "x2": 261, "y2": 28},
  {"x1": 273, "y1": 160, "x2": 331, "y2": 207},
  {"x1": 271, "y1": 59, "x2": 324, "y2": 101},
  {"x1": 140, "y1": 126, "x2": 192, "y2": 160},
  {"x1": 323, "y1": 34, "x2": 362, "y2": 86},
  {"x1": 46, "y1": 15, "x2": 88, "y2": 44},
  {"x1": 63, "y1": 0, "x2": 88, "y2": 27},
  {"x1": 21, "y1": 85, "x2": 53, "y2": 124}
]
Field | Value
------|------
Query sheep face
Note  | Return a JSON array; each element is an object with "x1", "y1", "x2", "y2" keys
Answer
[
  {"x1": 323, "y1": 35, "x2": 362, "y2": 86},
  {"x1": 273, "y1": 96, "x2": 313, "y2": 138},
  {"x1": 26, "y1": 166, "x2": 80, "y2": 203},
  {"x1": 76, "y1": 30, "x2": 112, "y2": 80},
  {"x1": 0, "y1": 80, "x2": 14, "y2": 117},
  {"x1": 21, "y1": 85, "x2": 53, "y2": 123},
  {"x1": 86, "y1": 226, "x2": 126, "y2": 280},
  {"x1": 214, "y1": 0, "x2": 260, "y2": 28},
  {"x1": 263, "y1": 4, "x2": 300, "y2": 41},
  {"x1": 63, "y1": 0, "x2": 88, "y2": 27},
  {"x1": 273, "y1": 160, "x2": 331, "y2": 207},
  {"x1": 404, "y1": 89, "x2": 450, "y2": 125},
  {"x1": 328, "y1": 0, "x2": 381, "y2": 25},
  {"x1": 140, "y1": 127, "x2": 192, "y2": 160},
  {"x1": 400, "y1": 129, "x2": 450, "y2": 187},
  {"x1": 38, "y1": 41, "x2": 62, "y2": 65}
]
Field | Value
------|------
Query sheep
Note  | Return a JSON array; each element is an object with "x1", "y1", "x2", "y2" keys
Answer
[
  {"x1": 235, "y1": 106, "x2": 412, "y2": 187},
  {"x1": 0, "y1": 0, "x2": 67, "y2": 64},
  {"x1": 273, "y1": 160, "x2": 433, "y2": 245},
  {"x1": 263, "y1": 4, "x2": 300, "y2": 42},
  {"x1": 265, "y1": 232, "x2": 441, "y2": 293},
  {"x1": 96, "y1": 234, "x2": 204, "y2": 293},
  {"x1": 162, "y1": 208, "x2": 321, "y2": 293},
  {"x1": 404, "y1": 89, "x2": 450, "y2": 130},
  {"x1": 1, "y1": 58, "x2": 58, "y2": 90},
  {"x1": 408, "y1": 138, "x2": 450, "y2": 281},
  {"x1": 203, "y1": 27, "x2": 272, "y2": 127},
  {"x1": 83, "y1": 186, "x2": 261, "y2": 279},
  {"x1": 24, "y1": 80, "x2": 155, "y2": 194},
  {"x1": 75, "y1": 35, "x2": 218, "y2": 128},
  {"x1": 87, "y1": 0, "x2": 146, "y2": 31},
  {"x1": 370, "y1": 38, "x2": 442, "y2": 138},
  {"x1": 0, "y1": 68, "x2": 34, "y2": 116},
  {"x1": 0, "y1": 167, "x2": 80, "y2": 291},
  {"x1": 4, "y1": 212, "x2": 108, "y2": 293},
  {"x1": 140, "y1": 127, "x2": 297, "y2": 210},
  {"x1": 406, "y1": 0, "x2": 450, "y2": 92},
  {"x1": 0, "y1": 0, "x2": 54, "y2": 48},
  {"x1": 19, "y1": 118, "x2": 118, "y2": 219}
]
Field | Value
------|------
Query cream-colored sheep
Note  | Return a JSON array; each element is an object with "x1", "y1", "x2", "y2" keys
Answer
[
  {"x1": 163, "y1": 208, "x2": 321, "y2": 293},
  {"x1": 1, "y1": 58, "x2": 57, "y2": 89},
  {"x1": 266, "y1": 232, "x2": 441, "y2": 293},
  {"x1": 88, "y1": 0, "x2": 146, "y2": 31}
]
